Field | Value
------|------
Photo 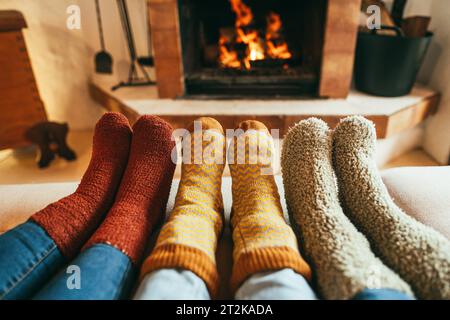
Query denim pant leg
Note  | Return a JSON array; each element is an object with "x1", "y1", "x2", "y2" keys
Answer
[
  {"x1": 352, "y1": 288, "x2": 414, "y2": 300},
  {"x1": 236, "y1": 268, "x2": 318, "y2": 300},
  {"x1": 134, "y1": 268, "x2": 317, "y2": 300},
  {"x1": 0, "y1": 221, "x2": 66, "y2": 300},
  {"x1": 34, "y1": 243, "x2": 136, "y2": 300},
  {"x1": 134, "y1": 269, "x2": 211, "y2": 300}
]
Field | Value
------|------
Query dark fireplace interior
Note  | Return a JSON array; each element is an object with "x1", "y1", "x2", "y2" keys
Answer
[{"x1": 178, "y1": 0, "x2": 327, "y2": 98}]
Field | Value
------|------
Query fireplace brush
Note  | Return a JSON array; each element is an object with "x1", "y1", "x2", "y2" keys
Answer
[{"x1": 112, "y1": 0, "x2": 156, "y2": 91}]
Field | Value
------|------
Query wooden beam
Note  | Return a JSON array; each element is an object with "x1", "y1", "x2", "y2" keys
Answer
[
  {"x1": 385, "y1": 92, "x2": 439, "y2": 137},
  {"x1": 89, "y1": 83, "x2": 140, "y2": 125},
  {"x1": 90, "y1": 81, "x2": 440, "y2": 140},
  {"x1": 319, "y1": 0, "x2": 362, "y2": 98},
  {"x1": 147, "y1": 0, "x2": 185, "y2": 98}
]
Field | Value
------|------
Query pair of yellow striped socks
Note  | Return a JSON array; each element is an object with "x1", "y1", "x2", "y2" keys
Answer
[{"x1": 140, "y1": 117, "x2": 311, "y2": 297}]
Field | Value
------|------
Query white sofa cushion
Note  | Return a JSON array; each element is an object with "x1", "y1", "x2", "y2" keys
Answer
[
  {"x1": 1, "y1": 168, "x2": 448, "y2": 239},
  {"x1": 0, "y1": 176, "x2": 289, "y2": 234},
  {"x1": 0, "y1": 182, "x2": 77, "y2": 233},
  {"x1": 381, "y1": 166, "x2": 450, "y2": 239}
]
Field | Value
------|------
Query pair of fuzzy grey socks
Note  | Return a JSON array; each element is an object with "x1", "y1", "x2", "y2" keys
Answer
[{"x1": 282, "y1": 116, "x2": 450, "y2": 300}]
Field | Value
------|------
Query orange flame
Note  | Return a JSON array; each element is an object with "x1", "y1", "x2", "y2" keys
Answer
[
  {"x1": 266, "y1": 12, "x2": 292, "y2": 60},
  {"x1": 219, "y1": 36, "x2": 241, "y2": 69},
  {"x1": 231, "y1": 0, "x2": 253, "y2": 28},
  {"x1": 218, "y1": 1, "x2": 292, "y2": 69}
]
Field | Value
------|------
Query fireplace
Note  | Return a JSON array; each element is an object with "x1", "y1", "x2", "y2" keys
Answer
[
  {"x1": 179, "y1": 0, "x2": 327, "y2": 97},
  {"x1": 148, "y1": 0, "x2": 361, "y2": 99}
]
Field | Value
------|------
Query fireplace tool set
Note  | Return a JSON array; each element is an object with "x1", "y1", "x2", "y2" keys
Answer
[{"x1": 94, "y1": 0, "x2": 155, "y2": 90}]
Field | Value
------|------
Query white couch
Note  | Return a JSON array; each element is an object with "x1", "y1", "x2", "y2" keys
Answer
[
  {"x1": 1, "y1": 166, "x2": 449, "y2": 298},
  {"x1": 1, "y1": 166, "x2": 449, "y2": 237}
]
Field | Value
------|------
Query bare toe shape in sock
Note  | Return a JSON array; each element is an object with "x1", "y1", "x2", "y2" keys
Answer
[
  {"x1": 333, "y1": 116, "x2": 450, "y2": 299},
  {"x1": 281, "y1": 118, "x2": 413, "y2": 300}
]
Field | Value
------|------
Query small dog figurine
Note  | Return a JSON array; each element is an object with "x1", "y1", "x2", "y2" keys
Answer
[{"x1": 25, "y1": 122, "x2": 77, "y2": 168}]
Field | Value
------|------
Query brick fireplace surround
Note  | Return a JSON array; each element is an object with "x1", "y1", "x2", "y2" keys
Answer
[
  {"x1": 90, "y1": 0, "x2": 440, "y2": 153},
  {"x1": 148, "y1": 0, "x2": 361, "y2": 99}
]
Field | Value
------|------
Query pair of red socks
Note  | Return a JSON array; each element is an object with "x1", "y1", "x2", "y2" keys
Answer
[{"x1": 31, "y1": 112, "x2": 175, "y2": 264}]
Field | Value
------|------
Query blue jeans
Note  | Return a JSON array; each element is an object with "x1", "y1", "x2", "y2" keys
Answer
[
  {"x1": 135, "y1": 268, "x2": 318, "y2": 300},
  {"x1": 0, "y1": 222, "x2": 414, "y2": 300},
  {"x1": 134, "y1": 268, "x2": 414, "y2": 300},
  {"x1": 34, "y1": 244, "x2": 136, "y2": 300},
  {"x1": 0, "y1": 222, "x2": 65, "y2": 300},
  {"x1": 353, "y1": 288, "x2": 413, "y2": 300},
  {"x1": 0, "y1": 222, "x2": 136, "y2": 300}
]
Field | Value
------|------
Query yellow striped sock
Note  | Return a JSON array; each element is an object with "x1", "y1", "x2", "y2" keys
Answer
[
  {"x1": 140, "y1": 117, "x2": 225, "y2": 297},
  {"x1": 228, "y1": 120, "x2": 311, "y2": 292}
]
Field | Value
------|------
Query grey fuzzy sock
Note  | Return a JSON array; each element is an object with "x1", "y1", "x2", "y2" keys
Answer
[
  {"x1": 281, "y1": 118, "x2": 413, "y2": 300},
  {"x1": 333, "y1": 116, "x2": 450, "y2": 300}
]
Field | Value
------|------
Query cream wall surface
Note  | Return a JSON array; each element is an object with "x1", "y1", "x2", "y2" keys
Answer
[
  {"x1": 0, "y1": 0, "x2": 149, "y2": 129},
  {"x1": 419, "y1": 1, "x2": 450, "y2": 164},
  {"x1": 362, "y1": 0, "x2": 449, "y2": 164},
  {"x1": 1, "y1": 0, "x2": 448, "y2": 162},
  {"x1": 388, "y1": 0, "x2": 450, "y2": 164}
]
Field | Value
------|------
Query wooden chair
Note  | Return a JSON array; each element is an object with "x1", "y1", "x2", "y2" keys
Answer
[
  {"x1": 0, "y1": 10, "x2": 48, "y2": 150},
  {"x1": 0, "y1": 11, "x2": 76, "y2": 168}
]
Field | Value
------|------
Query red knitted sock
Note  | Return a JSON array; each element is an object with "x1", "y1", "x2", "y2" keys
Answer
[
  {"x1": 31, "y1": 112, "x2": 132, "y2": 259},
  {"x1": 84, "y1": 115, "x2": 176, "y2": 264}
]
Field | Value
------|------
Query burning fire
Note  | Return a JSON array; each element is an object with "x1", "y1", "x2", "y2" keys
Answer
[
  {"x1": 266, "y1": 12, "x2": 292, "y2": 60},
  {"x1": 219, "y1": 0, "x2": 292, "y2": 69}
]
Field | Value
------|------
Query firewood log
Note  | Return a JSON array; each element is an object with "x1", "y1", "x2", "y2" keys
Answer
[{"x1": 402, "y1": 16, "x2": 431, "y2": 37}]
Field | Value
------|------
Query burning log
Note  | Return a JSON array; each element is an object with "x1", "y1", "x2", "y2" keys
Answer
[
  {"x1": 250, "y1": 58, "x2": 292, "y2": 69},
  {"x1": 266, "y1": 12, "x2": 292, "y2": 60},
  {"x1": 217, "y1": 0, "x2": 293, "y2": 70},
  {"x1": 219, "y1": 27, "x2": 235, "y2": 43},
  {"x1": 203, "y1": 44, "x2": 219, "y2": 66}
]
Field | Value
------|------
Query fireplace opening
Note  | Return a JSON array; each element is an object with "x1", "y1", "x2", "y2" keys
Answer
[{"x1": 178, "y1": 0, "x2": 327, "y2": 98}]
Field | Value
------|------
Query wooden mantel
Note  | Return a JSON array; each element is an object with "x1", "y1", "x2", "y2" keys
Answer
[{"x1": 90, "y1": 78, "x2": 439, "y2": 139}]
